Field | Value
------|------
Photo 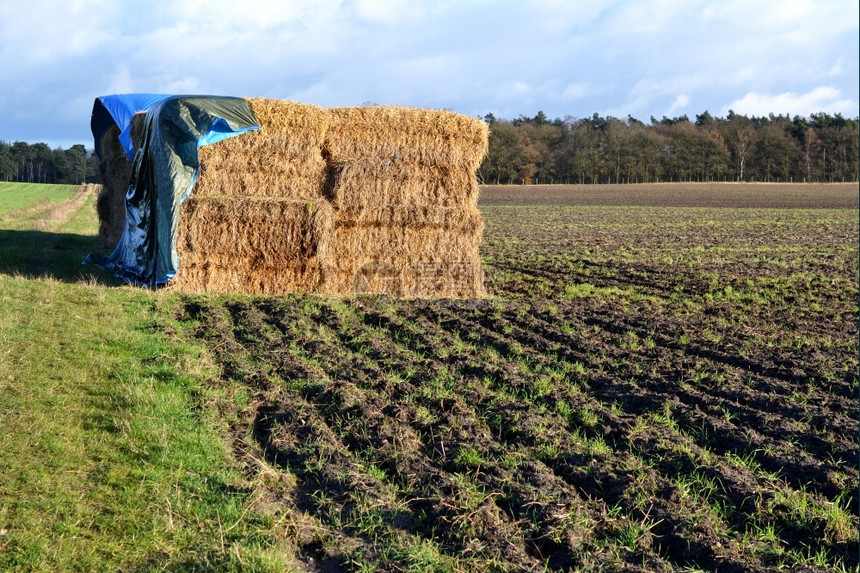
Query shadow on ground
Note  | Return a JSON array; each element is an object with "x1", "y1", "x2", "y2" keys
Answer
[{"x1": 0, "y1": 229, "x2": 118, "y2": 285}]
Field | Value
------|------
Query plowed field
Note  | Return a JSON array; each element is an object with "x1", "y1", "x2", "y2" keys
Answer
[{"x1": 176, "y1": 183, "x2": 858, "y2": 572}]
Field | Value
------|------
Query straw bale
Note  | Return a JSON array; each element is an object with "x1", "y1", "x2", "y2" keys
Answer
[
  {"x1": 320, "y1": 210, "x2": 484, "y2": 297},
  {"x1": 130, "y1": 111, "x2": 147, "y2": 149},
  {"x1": 169, "y1": 262, "x2": 325, "y2": 295},
  {"x1": 176, "y1": 196, "x2": 333, "y2": 261},
  {"x1": 324, "y1": 106, "x2": 489, "y2": 170},
  {"x1": 334, "y1": 204, "x2": 483, "y2": 231},
  {"x1": 325, "y1": 159, "x2": 480, "y2": 211},
  {"x1": 96, "y1": 125, "x2": 131, "y2": 248},
  {"x1": 194, "y1": 98, "x2": 329, "y2": 199},
  {"x1": 169, "y1": 196, "x2": 333, "y2": 294},
  {"x1": 328, "y1": 219, "x2": 481, "y2": 262}
]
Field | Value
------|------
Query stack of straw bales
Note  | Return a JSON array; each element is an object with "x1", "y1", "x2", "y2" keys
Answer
[
  {"x1": 322, "y1": 106, "x2": 487, "y2": 297},
  {"x1": 98, "y1": 98, "x2": 489, "y2": 297},
  {"x1": 169, "y1": 99, "x2": 335, "y2": 294}
]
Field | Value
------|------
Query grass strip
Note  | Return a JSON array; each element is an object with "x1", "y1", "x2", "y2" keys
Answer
[
  {"x1": 0, "y1": 277, "x2": 297, "y2": 571},
  {"x1": 0, "y1": 185, "x2": 295, "y2": 571}
]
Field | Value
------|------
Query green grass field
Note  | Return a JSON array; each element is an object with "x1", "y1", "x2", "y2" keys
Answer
[
  {"x1": 0, "y1": 182, "x2": 856, "y2": 572},
  {"x1": 0, "y1": 183, "x2": 292, "y2": 571},
  {"x1": 0, "y1": 182, "x2": 80, "y2": 217}
]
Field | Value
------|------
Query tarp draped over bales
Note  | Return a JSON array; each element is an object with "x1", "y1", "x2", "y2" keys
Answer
[{"x1": 85, "y1": 95, "x2": 259, "y2": 286}]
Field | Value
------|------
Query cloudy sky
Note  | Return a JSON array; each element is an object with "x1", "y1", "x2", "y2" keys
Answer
[{"x1": 1, "y1": 0, "x2": 857, "y2": 149}]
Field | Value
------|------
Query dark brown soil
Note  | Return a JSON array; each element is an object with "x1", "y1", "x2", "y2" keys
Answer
[{"x1": 176, "y1": 183, "x2": 858, "y2": 572}]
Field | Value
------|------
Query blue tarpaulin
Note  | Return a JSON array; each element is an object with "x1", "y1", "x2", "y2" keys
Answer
[
  {"x1": 85, "y1": 95, "x2": 259, "y2": 286},
  {"x1": 91, "y1": 93, "x2": 171, "y2": 160}
]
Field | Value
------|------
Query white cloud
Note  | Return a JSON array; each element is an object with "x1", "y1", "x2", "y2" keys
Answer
[
  {"x1": 159, "y1": 76, "x2": 206, "y2": 94},
  {"x1": 726, "y1": 86, "x2": 857, "y2": 116},
  {"x1": 528, "y1": 0, "x2": 615, "y2": 32},
  {"x1": 144, "y1": 0, "x2": 341, "y2": 34},
  {"x1": 666, "y1": 94, "x2": 690, "y2": 117},
  {"x1": 593, "y1": 0, "x2": 858, "y2": 95},
  {"x1": 562, "y1": 83, "x2": 589, "y2": 100},
  {"x1": 352, "y1": 0, "x2": 427, "y2": 27},
  {"x1": 1, "y1": 0, "x2": 858, "y2": 147},
  {"x1": 604, "y1": 0, "x2": 694, "y2": 36},
  {"x1": 829, "y1": 58, "x2": 845, "y2": 77},
  {"x1": 697, "y1": 0, "x2": 858, "y2": 41},
  {"x1": 0, "y1": 0, "x2": 119, "y2": 68},
  {"x1": 731, "y1": 66, "x2": 759, "y2": 84},
  {"x1": 103, "y1": 67, "x2": 136, "y2": 95},
  {"x1": 610, "y1": 74, "x2": 710, "y2": 118},
  {"x1": 512, "y1": 82, "x2": 531, "y2": 96},
  {"x1": 289, "y1": 80, "x2": 357, "y2": 108}
]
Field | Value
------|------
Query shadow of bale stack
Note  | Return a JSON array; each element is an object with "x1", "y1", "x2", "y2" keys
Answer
[{"x1": 97, "y1": 98, "x2": 489, "y2": 297}]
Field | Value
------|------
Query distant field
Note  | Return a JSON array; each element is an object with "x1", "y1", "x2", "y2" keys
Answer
[
  {"x1": 0, "y1": 182, "x2": 857, "y2": 572},
  {"x1": 0, "y1": 182, "x2": 80, "y2": 217},
  {"x1": 478, "y1": 181, "x2": 859, "y2": 208}
]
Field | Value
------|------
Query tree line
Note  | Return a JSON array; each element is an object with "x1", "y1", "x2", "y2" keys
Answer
[
  {"x1": 479, "y1": 110, "x2": 859, "y2": 185},
  {"x1": 3, "y1": 109, "x2": 857, "y2": 186},
  {"x1": 0, "y1": 141, "x2": 98, "y2": 185}
]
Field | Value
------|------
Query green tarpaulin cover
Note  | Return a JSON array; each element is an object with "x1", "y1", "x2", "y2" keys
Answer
[{"x1": 85, "y1": 95, "x2": 259, "y2": 286}]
